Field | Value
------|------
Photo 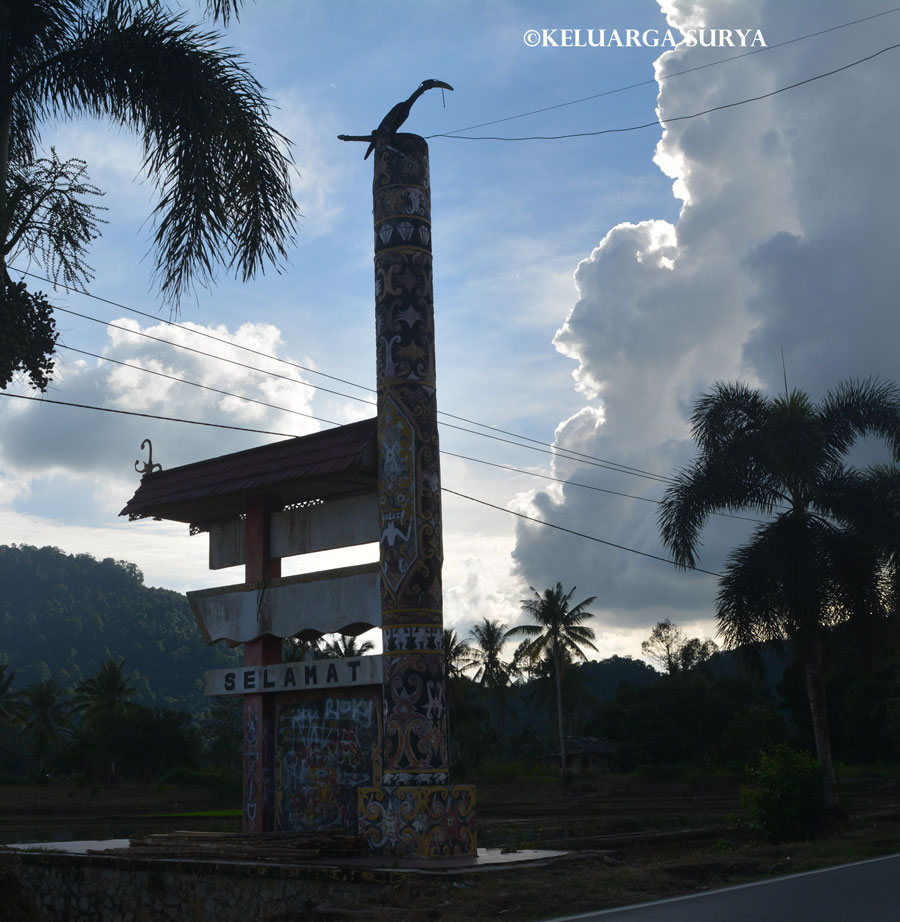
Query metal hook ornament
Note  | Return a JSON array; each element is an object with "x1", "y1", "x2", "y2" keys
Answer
[{"x1": 134, "y1": 439, "x2": 162, "y2": 475}]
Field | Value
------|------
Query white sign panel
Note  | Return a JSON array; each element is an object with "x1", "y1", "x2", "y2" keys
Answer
[
  {"x1": 208, "y1": 493, "x2": 379, "y2": 570},
  {"x1": 204, "y1": 655, "x2": 383, "y2": 696},
  {"x1": 187, "y1": 562, "x2": 381, "y2": 644}
]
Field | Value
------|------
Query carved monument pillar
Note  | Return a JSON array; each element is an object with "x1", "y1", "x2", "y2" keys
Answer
[
  {"x1": 357, "y1": 134, "x2": 476, "y2": 856},
  {"x1": 374, "y1": 135, "x2": 448, "y2": 784}
]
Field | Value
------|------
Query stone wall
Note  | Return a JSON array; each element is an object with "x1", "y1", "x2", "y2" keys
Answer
[{"x1": 1, "y1": 851, "x2": 388, "y2": 922}]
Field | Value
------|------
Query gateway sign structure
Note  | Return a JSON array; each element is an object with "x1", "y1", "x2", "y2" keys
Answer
[{"x1": 121, "y1": 130, "x2": 475, "y2": 858}]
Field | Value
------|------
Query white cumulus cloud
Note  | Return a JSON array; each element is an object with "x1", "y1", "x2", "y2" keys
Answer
[{"x1": 510, "y1": 0, "x2": 900, "y2": 645}]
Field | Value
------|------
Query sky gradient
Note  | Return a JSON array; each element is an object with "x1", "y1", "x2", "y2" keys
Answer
[{"x1": 3, "y1": 0, "x2": 899, "y2": 661}]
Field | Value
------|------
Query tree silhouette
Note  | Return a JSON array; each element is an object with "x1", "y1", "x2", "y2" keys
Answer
[
  {"x1": 659, "y1": 379, "x2": 900, "y2": 811},
  {"x1": 21, "y1": 679, "x2": 71, "y2": 772},
  {"x1": 0, "y1": 663, "x2": 26, "y2": 726},
  {"x1": 508, "y1": 583, "x2": 598, "y2": 780},
  {"x1": 321, "y1": 634, "x2": 376, "y2": 658},
  {"x1": 469, "y1": 618, "x2": 511, "y2": 736},
  {"x1": 1, "y1": 0, "x2": 297, "y2": 389},
  {"x1": 442, "y1": 628, "x2": 473, "y2": 681},
  {"x1": 641, "y1": 619, "x2": 718, "y2": 674},
  {"x1": 74, "y1": 657, "x2": 135, "y2": 724}
]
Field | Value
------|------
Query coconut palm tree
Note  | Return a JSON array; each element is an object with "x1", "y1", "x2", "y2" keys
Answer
[
  {"x1": 1, "y1": 0, "x2": 297, "y2": 390},
  {"x1": 659, "y1": 379, "x2": 900, "y2": 812},
  {"x1": 74, "y1": 657, "x2": 135, "y2": 781},
  {"x1": 469, "y1": 618, "x2": 511, "y2": 735},
  {"x1": 442, "y1": 628, "x2": 473, "y2": 681},
  {"x1": 508, "y1": 584, "x2": 598, "y2": 780},
  {"x1": 282, "y1": 636, "x2": 323, "y2": 662},
  {"x1": 74, "y1": 658, "x2": 135, "y2": 724},
  {"x1": 0, "y1": 663, "x2": 26, "y2": 725},
  {"x1": 441, "y1": 627, "x2": 474, "y2": 720},
  {"x1": 321, "y1": 633, "x2": 376, "y2": 658},
  {"x1": 21, "y1": 679, "x2": 71, "y2": 773}
]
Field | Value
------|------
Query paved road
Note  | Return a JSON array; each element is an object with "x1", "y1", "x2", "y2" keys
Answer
[{"x1": 543, "y1": 854, "x2": 900, "y2": 922}]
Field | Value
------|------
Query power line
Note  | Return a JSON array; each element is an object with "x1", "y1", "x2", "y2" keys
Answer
[
  {"x1": 17, "y1": 268, "x2": 682, "y2": 484},
  {"x1": 432, "y1": 6, "x2": 900, "y2": 136},
  {"x1": 13, "y1": 268, "x2": 375, "y2": 396},
  {"x1": 14, "y1": 267, "x2": 677, "y2": 484},
  {"x1": 43, "y1": 294, "x2": 675, "y2": 484},
  {"x1": 443, "y1": 488, "x2": 721, "y2": 577},
  {"x1": 0, "y1": 390, "x2": 719, "y2": 575},
  {"x1": 435, "y1": 40, "x2": 900, "y2": 142},
  {"x1": 9, "y1": 15, "x2": 900, "y2": 501},
  {"x1": 51, "y1": 303, "x2": 380, "y2": 409},
  {"x1": 57, "y1": 345, "x2": 343, "y2": 428},
  {"x1": 0, "y1": 392, "x2": 303, "y2": 438},
  {"x1": 58, "y1": 346, "x2": 666, "y2": 495},
  {"x1": 442, "y1": 450, "x2": 763, "y2": 525},
  {"x1": 52, "y1": 345, "x2": 761, "y2": 524}
]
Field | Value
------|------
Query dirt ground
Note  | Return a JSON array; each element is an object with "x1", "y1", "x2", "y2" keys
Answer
[{"x1": 2, "y1": 772, "x2": 900, "y2": 921}]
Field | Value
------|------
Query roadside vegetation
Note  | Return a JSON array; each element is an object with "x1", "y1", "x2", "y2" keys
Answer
[{"x1": 2, "y1": 376, "x2": 900, "y2": 915}]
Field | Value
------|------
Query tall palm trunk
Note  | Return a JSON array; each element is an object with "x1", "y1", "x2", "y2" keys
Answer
[
  {"x1": 554, "y1": 645, "x2": 567, "y2": 782},
  {"x1": 804, "y1": 635, "x2": 839, "y2": 811}
]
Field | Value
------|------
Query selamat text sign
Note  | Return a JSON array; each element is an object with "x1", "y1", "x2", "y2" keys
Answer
[{"x1": 205, "y1": 654, "x2": 383, "y2": 696}]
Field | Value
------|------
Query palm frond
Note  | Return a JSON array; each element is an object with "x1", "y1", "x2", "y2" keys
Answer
[
  {"x1": 16, "y1": 3, "x2": 297, "y2": 304},
  {"x1": 821, "y1": 378, "x2": 900, "y2": 462}
]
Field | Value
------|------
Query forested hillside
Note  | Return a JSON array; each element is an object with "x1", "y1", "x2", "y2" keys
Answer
[{"x1": 0, "y1": 545, "x2": 237, "y2": 711}]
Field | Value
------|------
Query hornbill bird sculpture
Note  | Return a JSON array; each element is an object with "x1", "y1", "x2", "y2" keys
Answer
[{"x1": 363, "y1": 79, "x2": 454, "y2": 159}]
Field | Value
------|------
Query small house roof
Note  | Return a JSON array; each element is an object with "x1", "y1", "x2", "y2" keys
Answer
[{"x1": 119, "y1": 417, "x2": 377, "y2": 527}]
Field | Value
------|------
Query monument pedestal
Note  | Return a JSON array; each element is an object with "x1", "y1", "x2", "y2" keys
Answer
[{"x1": 358, "y1": 784, "x2": 476, "y2": 857}]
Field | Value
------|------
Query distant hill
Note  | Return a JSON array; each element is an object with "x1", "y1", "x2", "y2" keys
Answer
[
  {"x1": 579, "y1": 654, "x2": 660, "y2": 698},
  {"x1": 0, "y1": 544, "x2": 238, "y2": 712}
]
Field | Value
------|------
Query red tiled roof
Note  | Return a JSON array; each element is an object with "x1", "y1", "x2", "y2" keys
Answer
[{"x1": 120, "y1": 418, "x2": 377, "y2": 526}]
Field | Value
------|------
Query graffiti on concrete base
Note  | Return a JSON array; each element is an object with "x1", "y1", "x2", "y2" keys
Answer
[{"x1": 275, "y1": 690, "x2": 382, "y2": 834}]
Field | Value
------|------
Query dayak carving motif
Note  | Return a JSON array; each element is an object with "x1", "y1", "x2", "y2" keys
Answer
[
  {"x1": 358, "y1": 784, "x2": 476, "y2": 857},
  {"x1": 379, "y1": 397, "x2": 416, "y2": 593},
  {"x1": 374, "y1": 136, "x2": 450, "y2": 789}
]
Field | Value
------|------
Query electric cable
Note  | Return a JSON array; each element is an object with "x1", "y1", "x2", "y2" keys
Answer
[
  {"x1": 0, "y1": 391, "x2": 302, "y2": 438},
  {"x1": 434, "y1": 41, "x2": 900, "y2": 142},
  {"x1": 51, "y1": 345, "x2": 765, "y2": 523},
  {"x1": 10, "y1": 27, "x2": 899, "y2": 488},
  {"x1": 12, "y1": 269, "x2": 374, "y2": 396},
  {"x1": 47, "y1": 300, "x2": 675, "y2": 483},
  {"x1": 442, "y1": 488, "x2": 722, "y2": 577},
  {"x1": 0, "y1": 390, "x2": 719, "y2": 575},
  {"x1": 433, "y1": 6, "x2": 900, "y2": 136},
  {"x1": 51, "y1": 303, "x2": 379, "y2": 408},
  {"x1": 57, "y1": 344, "x2": 343, "y2": 428},
  {"x1": 13, "y1": 268, "x2": 677, "y2": 484},
  {"x1": 441, "y1": 449, "x2": 764, "y2": 524}
]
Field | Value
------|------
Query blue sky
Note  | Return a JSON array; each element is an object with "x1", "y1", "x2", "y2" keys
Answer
[{"x1": 3, "y1": 0, "x2": 900, "y2": 661}]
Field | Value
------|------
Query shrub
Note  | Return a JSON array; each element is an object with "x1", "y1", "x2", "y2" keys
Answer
[{"x1": 739, "y1": 744, "x2": 823, "y2": 843}]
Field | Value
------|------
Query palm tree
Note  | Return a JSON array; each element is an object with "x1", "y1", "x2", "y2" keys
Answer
[
  {"x1": 442, "y1": 628, "x2": 473, "y2": 720},
  {"x1": 0, "y1": 663, "x2": 26, "y2": 725},
  {"x1": 21, "y1": 679, "x2": 71, "y2": 773},
  {"x1": 469, "y1": 618, "x2": 511, "y2": 735},
  {"x1": 659, "y1": 379, "x2": 900, "y2": 812},
  {"x1": 74, "y1": 658, "x2": 135, "y2": 724},
  {"x1": 508, "y1": 584, "x2": 598, "y2": 780},
  {"x1": 442, "y1": 628, "x2": 473, "y2": 681},
  {"x1": 321, "y1": 634, "x2": 376, "y2": 658},
  {"x1": 282, "y1": 636, "x2": 323, "y2": 662},
  {"x1": 2, "y1": 0, "x2": 297, "y2": 390},
  {"x1": 74, "y1": 657, "x2": 135, "y2": 781}
]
